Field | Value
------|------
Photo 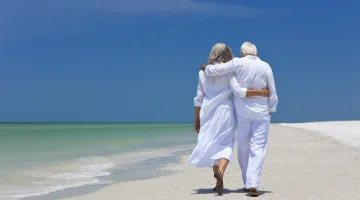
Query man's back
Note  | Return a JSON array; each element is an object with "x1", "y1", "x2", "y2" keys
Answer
[
  {"x1": 234, "y1": 56, "x2": 270, "y2": 89},
  {"x1": 232, "y1": 56, "x2": 275, "y2": 120}
]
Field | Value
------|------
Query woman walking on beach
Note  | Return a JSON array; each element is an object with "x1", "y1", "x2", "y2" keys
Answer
[{"x1": 188, "y1": 43, "x2": 269, "y2": 195}]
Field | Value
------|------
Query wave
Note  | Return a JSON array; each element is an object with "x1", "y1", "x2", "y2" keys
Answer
[
  {"x1": 0, "y1": 145, "x2": 194, "y2": 200},
  {"x1": 51, "y1": 157, "x2": 116, "y2": 180},
  {"x1": 1, "y1": 156, "x2": 115, "y2": 200},
  {"x1": 7, "y1": 180, "x2": 107, "y2": 200}
]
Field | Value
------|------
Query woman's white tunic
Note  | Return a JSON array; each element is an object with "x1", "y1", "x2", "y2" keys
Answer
[{"x1": 188, "y1": 70, "x2": 246, "y2": 167}]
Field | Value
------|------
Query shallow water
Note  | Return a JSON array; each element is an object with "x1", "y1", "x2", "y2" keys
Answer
[{"x1": 0, "y1": 123, "x2": 195, "y2": 199}]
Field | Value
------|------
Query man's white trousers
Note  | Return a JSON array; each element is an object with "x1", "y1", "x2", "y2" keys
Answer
[{"x1": 237, "y1": 116, "x2": 271, "y2": 189}]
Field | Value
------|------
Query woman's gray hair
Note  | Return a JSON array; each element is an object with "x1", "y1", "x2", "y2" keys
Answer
[{"x1": 208, "y1": 43, "x2": 233, "y2": 64}]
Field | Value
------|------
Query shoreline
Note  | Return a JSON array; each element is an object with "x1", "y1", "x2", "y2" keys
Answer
[
  {"x1": 22, "y1": 148, "x2": 193, "y2": 200},
  {"x1": 60, "y1": 124, "x2": 360, "y2": 200},
  {"x1": 0, "y1": 122, "x2": 195, "y2": 200}
]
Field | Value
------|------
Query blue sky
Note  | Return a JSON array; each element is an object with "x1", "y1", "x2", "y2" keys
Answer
[{"x1": 0, "y1": 0, "x2": 359, "y2": 123}]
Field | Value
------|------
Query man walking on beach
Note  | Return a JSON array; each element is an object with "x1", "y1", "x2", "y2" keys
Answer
[{"x1": 200, "y1": 42, "x2": 278, "y2": 197}]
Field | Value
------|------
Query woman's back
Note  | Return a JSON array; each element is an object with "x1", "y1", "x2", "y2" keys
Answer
[{"x1": 198, "y1": 71, "x2": 230, "y2": 99}]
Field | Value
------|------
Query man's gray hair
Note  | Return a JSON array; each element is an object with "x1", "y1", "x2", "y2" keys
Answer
[
  {"x1": 240, "y1": 41, "x2": 258, "y2": 56},
  {"x1": 208, "y1": 43, "x2": 233, "y2": 64}
]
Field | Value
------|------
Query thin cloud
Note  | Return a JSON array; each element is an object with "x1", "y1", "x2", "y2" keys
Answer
[
  {"x1": 87, "y1": 0, "x2": 260, "y2": 17},
  {"x1": 0, "y1": 0, "x2": 261, "y2": 19},
  {"x1": 0, "y1": 0, "x2": 265, "y2": 42}
]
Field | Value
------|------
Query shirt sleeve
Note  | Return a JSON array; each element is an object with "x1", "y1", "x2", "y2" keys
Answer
[
  {"x1": 227, "y1": 73, "x2": 247, "y2": 98},
  {"x1": 267, "y1": 68, "x2": 278, "y2": 113},
  {"x1": 204, "y1": 59, "x2": 237, "y2": 76},
  {"x1": 194, "y1": 74, "x2": 205, "y2": 107}
]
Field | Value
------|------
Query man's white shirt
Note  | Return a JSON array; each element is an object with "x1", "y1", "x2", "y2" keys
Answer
[{"x1": 204, "y1": 55, "x2": 278, "y2": 120}]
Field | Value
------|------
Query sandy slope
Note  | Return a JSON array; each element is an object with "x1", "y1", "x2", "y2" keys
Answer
[
  {"x1": 62, "y1": 124, "x2": 360, "y2": 200},
  {"x1": 279, "y1": 121, "x2": 360, "y2": 148}
]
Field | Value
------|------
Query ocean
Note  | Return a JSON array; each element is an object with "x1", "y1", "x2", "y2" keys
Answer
[{"x1": 0, "y1": 123, "x2": 195, "y2": 200}]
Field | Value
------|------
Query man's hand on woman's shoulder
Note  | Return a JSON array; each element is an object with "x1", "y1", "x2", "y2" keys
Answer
[{"x1": 200, "y1": 64, "x2": 207, "y2": 71}]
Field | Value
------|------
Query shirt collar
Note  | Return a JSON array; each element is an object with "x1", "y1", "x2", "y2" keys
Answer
[{"x1": 244, "y1": 55, "x2": 260, "y2": 60}]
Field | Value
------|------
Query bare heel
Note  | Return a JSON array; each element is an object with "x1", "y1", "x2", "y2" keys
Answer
[{"x1": 214, "y1": 171, "x2": 224, "y2": 195}]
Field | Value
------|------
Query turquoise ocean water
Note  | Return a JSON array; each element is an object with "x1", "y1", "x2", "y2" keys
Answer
[{"x1": 0, "y1": 123, "x2": 195, "y2": 199}]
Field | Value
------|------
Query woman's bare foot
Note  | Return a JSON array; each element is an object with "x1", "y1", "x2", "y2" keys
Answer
[
  {"x1": 212, "y1": 173, "x2": 219, "y2": 192},
  {"x1": 214, "y1": 171, "x2": 224, "y2": 195}
]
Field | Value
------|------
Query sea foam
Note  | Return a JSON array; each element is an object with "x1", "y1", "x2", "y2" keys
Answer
[
  {"x1": 1, "y1": 145, "x2": 193, "y2": 200},
  {"x1": 1, "y1": 156, "x2": 115, "y2": 200}
]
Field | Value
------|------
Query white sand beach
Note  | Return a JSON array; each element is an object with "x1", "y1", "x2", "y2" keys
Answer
[
  {"x1": 62, "y1": 122, "x2": 360, "y2": 200},
  {"x1": 280, "y1": 121, "x2": 360, "y2": 148}
]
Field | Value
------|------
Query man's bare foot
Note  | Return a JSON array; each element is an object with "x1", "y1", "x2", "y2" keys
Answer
[{"x1": 249, "y1": 188, "x2": 259, "y2": 197}]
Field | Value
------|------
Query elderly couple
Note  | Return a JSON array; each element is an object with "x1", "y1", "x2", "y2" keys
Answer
[{"x1": 188, "y1": 42, "x2": 278, "y2": 197}]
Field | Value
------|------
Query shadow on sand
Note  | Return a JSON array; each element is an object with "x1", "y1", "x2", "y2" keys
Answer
[{"x1": 192, "y1": 188, "x2": 273, "y2": 197}]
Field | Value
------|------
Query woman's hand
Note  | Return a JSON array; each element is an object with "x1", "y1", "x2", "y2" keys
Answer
[
  {"x1": 194, "y1": 118, "x2": 200, "y2": 133},
  {"x1": 194, "y1": 107, "x2": 201, "y2": 133},
  {"x1": 261, "y1": 88, "x2": 270, "y2": 97}
]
